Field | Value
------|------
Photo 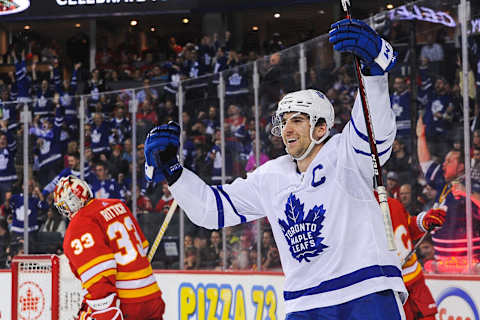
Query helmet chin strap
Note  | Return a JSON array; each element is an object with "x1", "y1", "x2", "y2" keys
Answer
[{"x1": 289, "y1": 128, "x2": 329, "y2": 161}]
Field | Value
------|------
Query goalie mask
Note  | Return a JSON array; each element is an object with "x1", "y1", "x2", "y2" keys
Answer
[
  {"x1": 271, "y1": 89, "x2": 334, "y2": 161},
  {"x1": 53, "y1": 175, "x2": 93, "y2": 219}
]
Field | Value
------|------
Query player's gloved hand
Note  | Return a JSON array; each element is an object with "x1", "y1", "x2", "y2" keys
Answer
[
  {"x1": 144, "y1": 121, "x2": 183, "y2": 185},
  {"x1": 329, "y1": 19, "x2": 397, "y2": 76},
  {"x1": 77, "y1": 293, "x2": 124, "y2": 320},
  {"x1": 417, "y1": 206, "x2": 447, "y2": 232}
]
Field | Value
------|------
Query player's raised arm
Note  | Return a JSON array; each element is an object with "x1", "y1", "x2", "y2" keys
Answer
[
  {"x1": 144, "y1": 122, "x2": 265, "y2": 230},
  {"x1": 329, "y1": 19, "x2": 397, "y2": 171}
]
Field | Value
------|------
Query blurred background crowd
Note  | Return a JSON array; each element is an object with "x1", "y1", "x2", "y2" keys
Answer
[{"x1": 0, "y1": 0, "x2": 479, "y2": 274}]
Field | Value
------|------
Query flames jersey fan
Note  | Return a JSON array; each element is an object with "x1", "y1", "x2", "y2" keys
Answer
[
  {"x1": 388, "y1": 197, "x2": 438, "y2": 320},
  {"x1": 62, "y1": 197, "x2": 164, "y2": 319}
]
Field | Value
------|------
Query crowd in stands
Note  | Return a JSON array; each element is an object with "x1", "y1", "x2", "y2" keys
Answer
[{"x1": 0, "y1": 18, "x2": 479, "y2": 273}]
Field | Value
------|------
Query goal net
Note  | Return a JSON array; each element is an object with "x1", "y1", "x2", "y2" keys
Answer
[{"x1": 11, "y1": 254, "x2": 83, "y2": 320}]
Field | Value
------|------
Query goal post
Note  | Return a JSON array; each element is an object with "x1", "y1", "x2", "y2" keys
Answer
[{"x1": 11, "y1": 254, "x2": 83, "y2": 320}]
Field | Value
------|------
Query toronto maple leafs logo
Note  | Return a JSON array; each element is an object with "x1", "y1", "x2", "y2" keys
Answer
[{"x1": 278, "y1": 193, "x2": 328, "y2": 262}]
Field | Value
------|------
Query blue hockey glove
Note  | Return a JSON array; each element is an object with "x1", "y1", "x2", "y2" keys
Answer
[
  {"x1": 329, "y1": 19, "x2": 397, "y2": 75},
  {"x1": 144, "y1": 121, "x2": 183, "y2": 185}
]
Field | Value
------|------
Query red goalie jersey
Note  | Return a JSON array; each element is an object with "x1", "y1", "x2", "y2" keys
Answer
[{"x1": 63, "y1": 198, "x2": 163, "y2": 306}]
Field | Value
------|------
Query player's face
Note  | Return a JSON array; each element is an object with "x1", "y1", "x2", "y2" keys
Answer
[{"x1": 281, "y1": 112, "x2": 311, "y2": 158}]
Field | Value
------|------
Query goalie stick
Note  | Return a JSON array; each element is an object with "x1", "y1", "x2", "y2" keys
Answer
[
  {"x1": 147, "y1": 200, "x2": 178, "y2": 262},
  {"x1": 340, "y1": 0, "x2": 396, "y2": 250}
]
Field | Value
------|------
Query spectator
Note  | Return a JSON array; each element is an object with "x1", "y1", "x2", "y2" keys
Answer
[
  {"x1": 193, "y1": 232, "x2": 210, "y2": 269},
  {"x1": 136, "y1": 78, "x2": 159, "y2": 105},
  {"x1": 86, "y1": 68, "x2": 107, "y2": 109},
  {"x1": 421, "y1": 181, "x2": 438, "y2": 211},
  {"x1": 202, "y1": 105, "x2": 219, "y2": 136},
  {"x1": 31, "y1": 63, "x2": 55, "y2": 119},
  {"x1": 262, "y1": 245, "x2": 281, "y2": 271},
  {"x1": 42, "y1": 152, "x2": 93, "y2": 197},
  {"x1": 39, "y1": 208, "x2": 66, "y2": 236},
  {"x1": 153, "y1": 182, "x2": 173, "y2": 214},
  {"x1": 386, "y1": 171, "x2": 400, "y2": 198},
  {"x1": 184, "y1": 246, "x2": 198, "y2": 270},
  {"x1": 110, "y1": 103, "x2": 131, "y2": 146},
  {"x1": 266, "y1": 135, "x2": 285, "y2": 159},
  {"x1": 90, "y1": 162, "x2": 124, "y2": 200},
  {"x1": 29, "y1": 106, "x2": 65, "y2": 188},
  {"x1": 0, "y1": 132, "x2": 17, "y2": 203},
  {"x1": 231, "y1": 248, "x2": 250, "y2": 270},
  {"x1": 384, "y1": 139, "x2": 413, "y2": 183},
  {"x1": 422, "y1": 77, "x2": 455, "y2": 158},
  {"x1": 206, "y1": 230, "x2": 221, "y2": 268},
  {"x1": 90, "y1": 112, "x2": 112, "y2": 159},
  {"x1": 472, "y1": 146, "x2": 480, "y2": 168},
  {"x1": 417, "y1": 236, "x2": 435, "y2": 268},
  {"x1": 398, "y1": 184, "x2": 422, "y2": 216},
  {"x1": 0, "y1": 191, "x2": 13, "y2": 220},
  {"x1": 0, "y1": 218, "x2": 10, "y2": 268},
  {"x1": 122, "y1": 138, "x2": 133, "y2": 163},
  {"x1": 420, "y1": 33, "x2": 445, "y2": 77},
  {"x1": 184, "y1": 234, "x2": 194, "y2": 250},
  {"x1": 0, "y1": 89, "x2": 20, "y2": 134},
  {"x1": 390, "y1": 76, "x2": 411, "y2": 147},
  {"x1": 136, "y1": 189, "x2": 153, "y2": 214},
  {"x1": 10, "y1": 180, "x2": 48, "y2": 235},
  {"x1": 417, "y1": 57, "x2": 434, "y2": 107},
  {"x1": 245, "y1": 139, "x2": 270, "y2": 173},
  {"x1": 417, "y1": 117, "x2": 479, "y2": 273},
  {"x1": 137, "y1": 97, "x2": 158, "y2": 127}
]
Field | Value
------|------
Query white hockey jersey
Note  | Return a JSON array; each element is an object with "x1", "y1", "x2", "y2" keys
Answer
[{"x1": 169, "y1": 74, "x2": 408, "y2": 313}]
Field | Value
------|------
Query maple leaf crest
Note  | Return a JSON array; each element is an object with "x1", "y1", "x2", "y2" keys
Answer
[{"x1": 278, "y1": 193, "x2": 328, "y2": 262}]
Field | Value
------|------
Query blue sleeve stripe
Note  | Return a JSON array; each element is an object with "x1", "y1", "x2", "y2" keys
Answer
[
  {"x1": 216, "y1": 185, "x2": 247, "y2": 224},
  {"x1": 283, "y1": 265, "x2": 401, "y2": 301},
  {"x1": 353, "y1": 145, "x2": 391, "y2": 157},
  {"x1": 210, "y1": 186, "x2": 224, "y2": 228},
  {"x1": 350, "y1": 118, "x2": 387, "y2": 145}
]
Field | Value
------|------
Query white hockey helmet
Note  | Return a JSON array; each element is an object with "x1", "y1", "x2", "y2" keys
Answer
[
  {"x1": 272, "y1": 89, "x2": 334, "y2": 160},
  {"x1": 53, "y1": 175, "x2": 93, "y2": 219}
]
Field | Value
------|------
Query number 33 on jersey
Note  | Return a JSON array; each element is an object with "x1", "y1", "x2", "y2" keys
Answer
[{"x1": 63, "y1": 198, "x2": 162, "y2": 303}]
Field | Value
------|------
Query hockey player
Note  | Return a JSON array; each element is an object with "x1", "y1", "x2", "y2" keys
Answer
[
  {"x1": 380, "y1": 194, "x2": 446, "y2": 320},
  {"x1": 145, "y1": 19, "x2": 406, "y2": 319},
  {"x1": 54, "y1": 176, "x2": 165, "y2": 320}
]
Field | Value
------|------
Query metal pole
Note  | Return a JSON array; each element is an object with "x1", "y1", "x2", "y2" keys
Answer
[
  {"x1": 253, "y1": 61, "x2": 262, "y2": 270},
  {"x1": 131, "y1": 90, "x2": 138, "y2": 217},
  {"x1": 460, "y1": 0, "x2": 473, "y2": 273},
  {"x1": 299, "y1": 43, "x2": 307, "y2": 90},
  {"x1": 409, "y1": 20, "x2": 418, "y2": 164},
  {"x1": 22, "y1": 102, "x2": 29, "y2": 254},
  {"x1": 218, "y1": 73, "x2": 227, "y2": 270},
  {"x1": 79, "y1": 96, "x2": 85, "y2": 180},
  {"x1": 178, "y1": 84, "x2": 185, "y2": 270},
  {"x1": 89, "y1": 20, "x2": 96, "y2": 71}
]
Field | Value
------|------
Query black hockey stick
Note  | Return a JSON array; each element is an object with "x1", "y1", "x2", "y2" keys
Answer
[
  {"x1": 401, "y1": 229, "x2": 431, "y2": 267},
  {"x1": 340, "y1": 0, "x2": 396, "y2": 250}
]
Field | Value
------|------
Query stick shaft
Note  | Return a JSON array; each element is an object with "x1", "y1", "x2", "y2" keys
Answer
[
  {"x1": 401, "y1": 231, "x2": 430, "y2": 266},
  {"x1": 148, "y1": 200, "x2": 178, "y2": 262},
  {"x1": 342, "y1": 3, "x2": 396, "y2": 250}
]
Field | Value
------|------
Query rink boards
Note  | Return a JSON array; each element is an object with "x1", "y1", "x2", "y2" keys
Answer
[{"x1": 1, "y1": 270, "x2": 480, "y2": 319}]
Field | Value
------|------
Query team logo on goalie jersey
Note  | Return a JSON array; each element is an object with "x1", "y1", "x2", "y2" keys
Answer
[{"x1": 278, "y1": 193, "x2": 328, "y2": 262}]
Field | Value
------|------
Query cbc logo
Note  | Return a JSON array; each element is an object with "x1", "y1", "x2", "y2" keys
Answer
[{"x1": 436, "y1": 287, "x2": 479, "y2": 320}]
